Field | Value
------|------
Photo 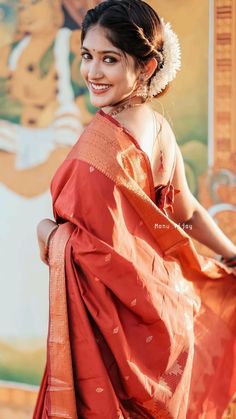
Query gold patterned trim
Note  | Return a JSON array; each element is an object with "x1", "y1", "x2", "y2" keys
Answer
[{"x1": 47, "y1": 222, "x2": 77, "y2": 418}]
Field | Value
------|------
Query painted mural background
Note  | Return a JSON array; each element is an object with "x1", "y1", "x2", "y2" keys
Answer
[{"x1": 1, "y1": 0, "x2": 234, "y2": 405}]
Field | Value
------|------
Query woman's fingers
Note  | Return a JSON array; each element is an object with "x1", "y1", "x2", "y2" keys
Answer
[
  {"x1": 37, "y1": 219, "x2": 58, "y2": 265},
  {"x1": 37, "y1": 219, "x2": 57, "y2": 244},
  {"x1": 39, "y1": 244, "x2": 49, "y2": 265}
]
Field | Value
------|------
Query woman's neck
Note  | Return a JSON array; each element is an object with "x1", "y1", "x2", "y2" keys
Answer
[{"x1": 102, "y1": 94, "x2": 147, "y2": 117}]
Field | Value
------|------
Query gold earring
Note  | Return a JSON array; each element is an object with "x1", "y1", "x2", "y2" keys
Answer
[{"x1": 136, "y1": 75, "x2": 148, "y2": 98}]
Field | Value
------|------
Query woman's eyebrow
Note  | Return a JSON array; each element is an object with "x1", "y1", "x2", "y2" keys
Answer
[{"x1": 81, "y1": 46, "x2": 121, "y2": 56}]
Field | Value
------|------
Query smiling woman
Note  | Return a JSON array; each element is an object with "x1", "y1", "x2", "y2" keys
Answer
[
  {"x1": 34, "y1": 1, "x2": 236, "y2": 418},
  {"x1": 80, "y1": 26, "x2": 142, "y2": 107}
]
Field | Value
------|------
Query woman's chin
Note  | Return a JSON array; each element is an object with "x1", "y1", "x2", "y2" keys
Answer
[
  {"x1": 89, "y1": 97, "x2": 113, "y2": 109},
  {"x1": 88, "y1": 89, "x2": 119, "y2": 108}
]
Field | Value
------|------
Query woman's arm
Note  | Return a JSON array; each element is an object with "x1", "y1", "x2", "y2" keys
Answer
[{"x1": 171, "y1": 144, "x2": 236, "y2": 259}]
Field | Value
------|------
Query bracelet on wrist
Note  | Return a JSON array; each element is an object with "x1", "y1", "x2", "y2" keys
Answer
[{"x1": 220, "y1": 254, "x2": 236, "y2": 268}]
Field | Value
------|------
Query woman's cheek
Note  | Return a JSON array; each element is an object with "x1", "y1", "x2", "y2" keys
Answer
[{"x1": 80, "y1": 62, "x2": 87, "y2": 81}]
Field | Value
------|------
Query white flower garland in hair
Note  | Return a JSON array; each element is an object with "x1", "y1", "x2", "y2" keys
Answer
[{"x1": 148, "y1": 19, "x2": 181, "y2": 97}]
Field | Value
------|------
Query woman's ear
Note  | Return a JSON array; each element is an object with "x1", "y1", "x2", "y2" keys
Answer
[{"x1": 144, "y1": 58, "x2": 158, "y2": 80}]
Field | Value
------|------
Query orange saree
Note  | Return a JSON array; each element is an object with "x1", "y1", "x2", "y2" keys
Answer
[{"x1": 34, "y1": 110, "x2": 236, "y2": 419}]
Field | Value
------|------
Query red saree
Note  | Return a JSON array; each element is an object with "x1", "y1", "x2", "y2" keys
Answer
[{"x1": 34, "y1": 110, "x2": 236, "y2": 419}]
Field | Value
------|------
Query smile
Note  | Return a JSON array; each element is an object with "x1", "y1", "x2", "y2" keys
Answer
[{"x1": 89, "y1": 82, "x2": 112, "y2": 93}]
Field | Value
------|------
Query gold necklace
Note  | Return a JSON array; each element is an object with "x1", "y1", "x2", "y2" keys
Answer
[{"x1": 108, "y1": 97, "x2": 145, "y2": 116}]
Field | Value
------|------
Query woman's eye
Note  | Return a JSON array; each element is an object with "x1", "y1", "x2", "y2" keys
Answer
[
  {"x1": 104, "y1": 56, "x2": 117, "y2": 64},
  {"x1": 81, "y1": 52, "x2": 91, "y2": 60},
  {"x1": 81, "y1": 53, "x2": 117, "y2": 63}
]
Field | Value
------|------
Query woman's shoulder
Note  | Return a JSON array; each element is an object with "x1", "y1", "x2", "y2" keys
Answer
[
  {"x1": 151, "y1": 110, "x2": 177, "y2": 185},
  {"x1": 152, "y1": 111, "x2": 177, "y2": 162},
  {"x1": 153, "y1": 111, "x2": 176, "y2": 143},
  {"x1": 86, "y1": 110, "x2": 120, "y2": 137}
]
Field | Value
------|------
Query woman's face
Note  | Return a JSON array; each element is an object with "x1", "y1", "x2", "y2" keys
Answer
[{"x1": 80, "y1": 25, "x2": 140, "y2": 108}]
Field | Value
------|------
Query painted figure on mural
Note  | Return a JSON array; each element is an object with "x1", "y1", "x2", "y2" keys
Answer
[
  {"x1": 0, "y1": 0, "x2": 102, "y2": 196},
  {"x1": 34, "y1": 0, "x2": 236, "y2": 418}
]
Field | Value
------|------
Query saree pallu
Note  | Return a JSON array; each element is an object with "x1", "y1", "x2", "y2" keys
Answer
[{"x1": 33, "y1": 110, "x2": 236, "y2": 419}]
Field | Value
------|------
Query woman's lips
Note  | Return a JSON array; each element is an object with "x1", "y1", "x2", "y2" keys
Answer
[{"x1": 89, "y1": 82, "x2": 112, "y2": 94}]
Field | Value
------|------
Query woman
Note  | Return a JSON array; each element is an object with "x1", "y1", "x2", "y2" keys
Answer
[{"x1": 34, "y1": 1, "x2": 236, "y2": 418}]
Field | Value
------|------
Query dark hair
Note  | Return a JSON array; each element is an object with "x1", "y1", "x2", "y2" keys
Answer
[{"x1": 81, "y1": 0, "x2": 164, "y2": 85}]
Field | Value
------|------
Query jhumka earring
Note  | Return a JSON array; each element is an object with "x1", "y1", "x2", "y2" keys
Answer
[{"x1": 136, "y1": 73, "x2": 149, "y2": 99}]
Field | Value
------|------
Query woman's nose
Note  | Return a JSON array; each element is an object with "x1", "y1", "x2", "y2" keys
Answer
[{"x1": 88, "y1": 62, "x2": 103, "y2": 80}]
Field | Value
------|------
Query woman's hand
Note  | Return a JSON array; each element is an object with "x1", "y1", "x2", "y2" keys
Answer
[{"x1": 37, "y1": 218, "x2": 58, "y2": 265}]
